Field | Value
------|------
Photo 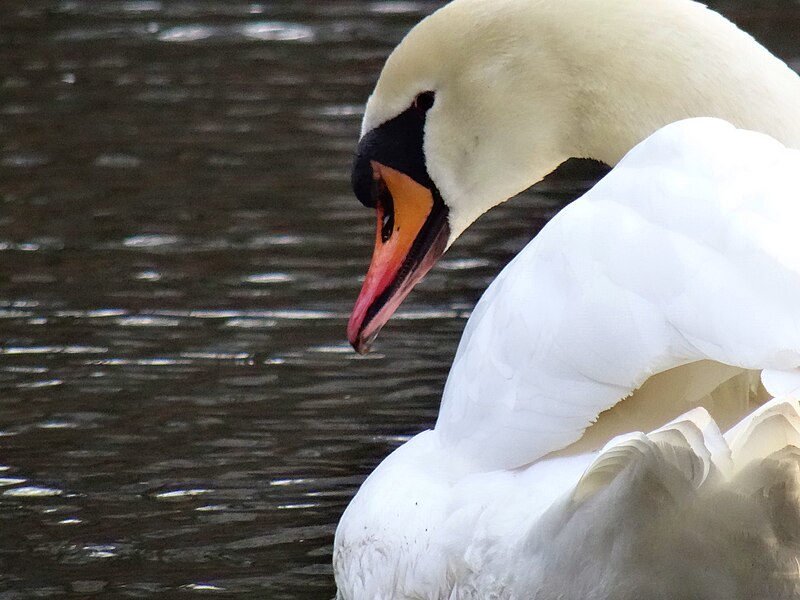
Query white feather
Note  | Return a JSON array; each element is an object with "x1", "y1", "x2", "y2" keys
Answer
[
  {"x1": 336, "y1": 0, "x2": 800, "y2": 595},
  {"x1": 438, "y1": 119, "x2": 800, "y2": 471},
  {"x1": 335, "y1": 120, "x2": 800, "y2": 599}
]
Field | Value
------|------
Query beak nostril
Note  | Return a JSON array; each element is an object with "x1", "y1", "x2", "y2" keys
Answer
[
  {"x1": 377, "y1": 179, "x2": 395, "y2": 244},
  {"x1": 381, "y1": 210, "x2": 394, "y2": 243}
]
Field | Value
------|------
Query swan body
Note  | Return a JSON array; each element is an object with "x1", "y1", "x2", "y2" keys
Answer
[
  {"x1": 336, "y1": 118, "x2": 800, "y2": 599},
  {"x1": 338, "y1": 0, "x2": 800, "y2": 597}
]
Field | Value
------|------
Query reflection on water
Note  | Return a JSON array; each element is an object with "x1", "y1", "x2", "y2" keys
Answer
[{"x1": 0, "y1": 0, "x2": 798, "y2": 597}]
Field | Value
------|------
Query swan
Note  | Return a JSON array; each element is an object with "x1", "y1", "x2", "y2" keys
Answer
[
  {"x1": 338, "y1": 118, "x2": 800, "y2": 598},
  {"x1": 348, "y1": 0, "x2": 800, "y2": 355},
  {"x1": 336, "y1": 0, "x2": 800, "y2": 598}
]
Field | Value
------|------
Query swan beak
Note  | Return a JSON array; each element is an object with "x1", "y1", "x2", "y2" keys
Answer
[{"x1": 348, "y1": 161, "x2": 449, "y2": 354}]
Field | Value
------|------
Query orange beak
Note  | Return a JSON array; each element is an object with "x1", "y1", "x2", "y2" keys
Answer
[{"x1": 348, "y1": 161, "x2": 449, "y2": 354}]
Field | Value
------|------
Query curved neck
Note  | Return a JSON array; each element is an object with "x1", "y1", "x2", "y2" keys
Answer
[
  {"x1": 559, "y1": 0, "x2": 800, "y2": 165},
  {"x1": 417, "y1": 0, "x2": 800, "y2": 242}
]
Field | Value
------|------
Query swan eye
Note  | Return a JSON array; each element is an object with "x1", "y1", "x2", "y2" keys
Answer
[{"x1": 413, "y1": 91, "x2": 435, "y2": 115}]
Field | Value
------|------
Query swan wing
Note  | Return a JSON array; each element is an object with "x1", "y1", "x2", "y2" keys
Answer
[
  {"x1": 509, "y1": 397, "x2": 800, "y2": 600},
  {"x1": 437, "y1": 118, "x2": 800, "y2": 470}
]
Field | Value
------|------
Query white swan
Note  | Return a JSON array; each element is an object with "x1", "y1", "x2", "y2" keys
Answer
[
  {"x1": 347, "y1": 0, "x2": 800, "y2": 354},
  {"x1": 337, "y1": 0, "x2": 800, "y2": 597},
  {"x1": 337, "y1": 118, "x2": 800, "y2": 598}
]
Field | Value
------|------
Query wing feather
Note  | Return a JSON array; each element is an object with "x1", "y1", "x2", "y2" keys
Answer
[{"x1": 437, "y1": 119, "x2": 800, "y2": 471}]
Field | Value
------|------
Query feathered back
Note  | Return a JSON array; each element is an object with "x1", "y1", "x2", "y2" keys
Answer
[{"x1": 519, "y1": 398, "x2": 800, "y2": 600}]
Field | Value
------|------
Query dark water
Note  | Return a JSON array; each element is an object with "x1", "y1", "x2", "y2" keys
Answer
[{"x1": 0, "y1": 1, "x2": 797, "y2": 597}]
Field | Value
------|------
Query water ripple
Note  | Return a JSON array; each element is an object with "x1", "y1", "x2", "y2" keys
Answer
[
  {"x1": 155, "y1": 489, "x2": 211, "y2": 500},
  {"x1": 115, "y1": 316, "x2": 182, "y2": 327},
  {"x1": 0, "y1": 478, "x2": 27, "y2": 487},
  {"x1": 157, "y1": 22, "x2": 316, "y2": 44},
  {"x1": 157, "y1": 25, "x2": 214, "y2": 43},
  {"x1": 4, "y1": 486, "x2": 63, "y2": 497},
  {"x1": 244, "y1": 273, "x2": 295, "y2": 284},
  {"x1": 0, "y1": 345, "x2": 108, "y2": 355},
  {"x1": 241, "y1": 22, "x2": 316, "y2": 42},
  {"x1": 182, "y1": 583, "x2": 225, "y2": 592},
  {"x1": 17, "y1": 379, "x2": 64, "y2": 389},
  {"x1": 94, "y1": 153, "x2": 142, "y2": 168},
  {"x1": 123, "y1": 234, "x2": 182, "y2": 248},
  {"x1": 1, "y1": 153, "x2": 49, "y2": 167},
  {"x1": 123, "y1": 0, "x2": 162, "y2": 12}
]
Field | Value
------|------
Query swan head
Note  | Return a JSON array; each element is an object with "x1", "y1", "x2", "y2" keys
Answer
[
  {"x1": 347, "y1": 0, "x2": 577, "y2": 353},
  {"x1": 346, "y1": 0, "x2": 800, "y2": 353}
]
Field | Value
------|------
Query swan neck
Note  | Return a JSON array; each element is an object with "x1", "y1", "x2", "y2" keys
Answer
[
  {"x1": 422, "y1": 0, "x2": 800, "y2": 242},
  {"x1": 560, "y1": 1, "x2": 800, "y2": 165}
]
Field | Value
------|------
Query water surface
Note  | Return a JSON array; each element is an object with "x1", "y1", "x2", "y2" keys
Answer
[{"x1": 1, "y1": 1, "x2": 798, "y2": 597}]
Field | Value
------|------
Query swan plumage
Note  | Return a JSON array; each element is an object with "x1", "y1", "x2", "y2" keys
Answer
[
  {"x1": 336, "y1": 117, "x2": 800, "y2": 599},
  {"x1": 346, "y1": 0, "x2": 800, "y2": 353},
  {"x1": 336, "y1": 0, "x2": 800, "y2": 596},
  {"x1": 438, "y1": 119, "x2": 800, "y2": 471}
]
